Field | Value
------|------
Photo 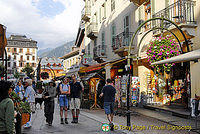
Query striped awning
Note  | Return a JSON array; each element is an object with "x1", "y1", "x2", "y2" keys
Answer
[{"x1": 151, "y1": 49, "x2": 200, "y2": 65}]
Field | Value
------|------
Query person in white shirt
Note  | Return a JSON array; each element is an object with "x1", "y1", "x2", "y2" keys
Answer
[{"x1": 23, "y1": 79, "x2": 36, "y2": 128}]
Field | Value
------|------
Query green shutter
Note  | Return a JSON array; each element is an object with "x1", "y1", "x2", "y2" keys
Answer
[{"x1": 151, "y1": 0, "x2": 155, "y2": 15}]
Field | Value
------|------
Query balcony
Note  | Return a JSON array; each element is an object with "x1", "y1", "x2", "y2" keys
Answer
[
  {"x1": 93, "y1": 45, "x2": 107, "y2": 62},
  {"x1": 81, "y1": 3, "x2": 91, "y2": 22},
  {"x1": 130, "y1": 0, "x2": 148, "y2": 6},
  {"x1": 112, "y1": 32, "x2": 134, "y2": 57},
  {"x1": 26, "y1": 52, "x2": 32, "y2": 55},
  {"x1": 87, "y1": 22, "x2": 98, "y2": 40},
  {"x1": 152, "y1": 0, "x2": 196, "y2": 36}
]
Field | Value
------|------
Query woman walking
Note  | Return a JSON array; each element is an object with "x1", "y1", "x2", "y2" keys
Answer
[
  {"x1": 59, "y1": 77, "x2": 70, "y2": 124},
  {"x1": 43, "y1": 81, "x2": 56, "y2": 126}
]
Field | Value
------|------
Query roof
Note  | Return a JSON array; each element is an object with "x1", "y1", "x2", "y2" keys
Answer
[
  {"x1": 60, "y1": 48, "x2": 80, "y2": 59},
  {"x1": 151, "y1": 49, "x2": 200, "y2": 65}
]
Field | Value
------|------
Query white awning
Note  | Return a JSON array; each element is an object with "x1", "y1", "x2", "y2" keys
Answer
[{"x1": 151, "y1": 49, "x2": 200, "y2": 65}]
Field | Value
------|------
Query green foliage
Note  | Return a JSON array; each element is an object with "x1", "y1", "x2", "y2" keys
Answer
[
  {"x1": 0, "y1": 63, "x2": 5, "y2": 77},
  {"x1": 14, "y1": 71, "x2": 20, "y2": 79},
  {"x1": 10, "y1": 91, "x2": 31, "y2": 114},
  {"x1": 147, "y1": 35, "x2": 180, "y2": 73},
  {"x1": 21, "y1": 64, "x2": 34, "y2": 78}
]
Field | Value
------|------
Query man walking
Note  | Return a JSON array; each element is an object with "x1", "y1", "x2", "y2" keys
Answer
[
  {"x1": 100, "y1": 79, "x2": 116, "y2": 130},
  {"x1": 70, "y1": 74, "x2": 83, "y2": 123}
]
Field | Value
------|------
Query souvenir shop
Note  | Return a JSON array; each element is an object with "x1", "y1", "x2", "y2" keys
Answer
[
  {"x1": 110, "y1": 59, "x2": 140, "y2": 108},
  {"x1": 146, "y1": 62, "x2": 190, "y2": 107}
]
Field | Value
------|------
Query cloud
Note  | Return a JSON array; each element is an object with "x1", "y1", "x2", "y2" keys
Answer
[{"x1": 0, "y1": 0, "x2": 84, "y2": 49}]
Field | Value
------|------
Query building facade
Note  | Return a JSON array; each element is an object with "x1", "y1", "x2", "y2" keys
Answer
[
  {"x1": 40, "y1": 57, "x2": 64, "y2": 80},
  {"x1": 6, "y1": 35, "x2": 38, "y2": 78}
]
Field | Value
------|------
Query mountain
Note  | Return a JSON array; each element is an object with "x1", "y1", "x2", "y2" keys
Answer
[
  {"x1": 38, "y1": 40, "x2": 75, "y2": 58},
  {"x1": 38, "y1": 48, "x2": 53, "y2": 56}
]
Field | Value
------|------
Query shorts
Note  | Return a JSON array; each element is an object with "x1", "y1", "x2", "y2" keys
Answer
[
  {"x1": 70, "y1": 98, "x2": 80, "y2": 110},
  {"x1": 59, "y1": 95, "x2": 68, "y2": 107},
  {"x1": 104, "y1": 102, "x2": 114, "y2": 114}
]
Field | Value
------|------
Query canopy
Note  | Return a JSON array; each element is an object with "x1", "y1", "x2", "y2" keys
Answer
[{"x1": 151, "y1": 49, "x2": 200, "y2": 65}]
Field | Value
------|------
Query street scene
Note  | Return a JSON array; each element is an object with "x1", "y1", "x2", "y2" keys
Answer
[{"x1": 0, "y1": 0, "x2": 200, "y2": 134}]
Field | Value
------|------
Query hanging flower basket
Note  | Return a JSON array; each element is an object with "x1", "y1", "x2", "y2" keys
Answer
[{"x1": 146, "y1": 35, "x2": 180, "y2": 73}]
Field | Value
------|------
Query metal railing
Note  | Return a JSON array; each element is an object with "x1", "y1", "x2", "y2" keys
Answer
[
  {"x1": 112, "y1": 32, "x2": 134, "y2": 51},
  {"x1": 93, "y1": 45, "x2": 107, "y2": 58},
  {"x1": 81, "y1": 2, "x2": 91, "y2": 20},
  {"x1": 152, "y1": 0, "x2": 196, "y2": 29},
  {"x1": 86, "y1": 22, "x2": 98, "y2": 38}
]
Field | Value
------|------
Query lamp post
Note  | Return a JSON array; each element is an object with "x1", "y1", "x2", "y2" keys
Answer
[{"x1": 126, "y1": 57, "x2": 131, "y2": 127}]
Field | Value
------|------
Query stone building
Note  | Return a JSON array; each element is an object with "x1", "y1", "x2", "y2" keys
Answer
[{"x1": 6, "y1": 35, "x2": 37, "y2": 78}]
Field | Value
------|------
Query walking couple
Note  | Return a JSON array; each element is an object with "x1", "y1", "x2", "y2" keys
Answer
[{"x1": 59, "y1": 74, "x2": 83, "y2": 124}]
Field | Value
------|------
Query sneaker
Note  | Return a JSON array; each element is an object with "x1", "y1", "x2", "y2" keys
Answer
[
  {"x1": 60, "y1": 118, "x2": 64, "y2": 124},
  {"x1": 71, "y1": 118, "x2": 76, "y2": 123},
  {"x1": 65, "y1": 118, "x2": 68, "y2": 124},
  {"x1": 74, "y1": 118, "x2": 78, "y2": 124}
]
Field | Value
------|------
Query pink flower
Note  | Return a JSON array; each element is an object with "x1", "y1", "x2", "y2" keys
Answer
[
  {"x1": 171, "y1": 43, "x2": 174, "y2": 46},
  {"x1": 153, "y1": 55, "x2": 155, "y2": 57},
  {"x1": 165, "y1": 64, "x2": 168, "y2": 66}
]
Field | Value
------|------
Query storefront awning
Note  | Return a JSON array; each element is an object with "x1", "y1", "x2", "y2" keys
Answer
[
  {"x1": 151, "y1": 49, "x2": 200, "y2": 65},
  {"x1": 81, "y1": 73, "x2": 97, "y2": 81}
]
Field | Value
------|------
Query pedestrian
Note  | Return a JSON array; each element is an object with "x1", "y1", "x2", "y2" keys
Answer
[
  {"x1": 0, "y1": 80, "x2": 15, "y2": 134},
  {"x1": 59, "y1": 77, "x2": 70, "y2": 124},
  {"x1": 43, "y1": 81, "x2": 56, "y2": 126},
  {"x1": 70, "y1": 74, "x2": 83, "y2": 124},
  {"x1": 99, "y1": 79, "x2": 116, "y2": 131},
  {"x1": 14, "y1": 80, "x2": 25, "y2": 100},
  {"x1": 23, "y1": 79, "x2": 36, "y2": 128}
]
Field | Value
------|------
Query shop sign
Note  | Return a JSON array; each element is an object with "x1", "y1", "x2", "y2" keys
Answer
[{"x1": 82, "y1": 55, "x2": 93, "y2": 65}]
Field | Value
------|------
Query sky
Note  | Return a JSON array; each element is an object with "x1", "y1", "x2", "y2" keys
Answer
[{"x1": 0, "y1": 0, "x2": 84, "y2": 49}]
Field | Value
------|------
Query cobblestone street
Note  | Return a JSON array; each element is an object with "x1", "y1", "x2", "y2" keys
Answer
[{"x1": 21, "y1": 102, "x2": 197, "y2": 134}]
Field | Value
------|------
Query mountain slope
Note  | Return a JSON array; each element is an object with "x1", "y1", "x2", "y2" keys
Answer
[{"x1": 38, "y1": 40, "x2": 75, "y2": 58}]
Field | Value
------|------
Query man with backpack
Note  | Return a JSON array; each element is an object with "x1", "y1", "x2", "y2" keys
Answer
[{"x1": 70, "y1": 74, "x2": 83, "y2": 124}]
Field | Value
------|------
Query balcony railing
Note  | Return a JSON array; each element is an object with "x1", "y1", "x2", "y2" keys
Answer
[
  {"x1": 152, "y1": 0, "x2": 196, "y2": 29},
  {"x1": 93, "y1": 45, "x2": 107, "y2": 59},
  {"x1": 87, "y1": 22, "x2": 98, "y2": 39},
  {"x1": 112, "y1": 32, "x2": 134, "y2": 51},
  {"x1": 81, "y1": 2, "x2": 91, "y2": 22},
  {"x1": 130, "y1": 0, "x2": 148, "y2": 6}
]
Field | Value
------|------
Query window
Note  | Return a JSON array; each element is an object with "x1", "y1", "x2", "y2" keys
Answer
[
  {"x1": 88, "y1": 43, "x2": 90, "y2": 55},
  {"x1": 13, "y1": 48, "x2": 17, "y2": 53},
  {"x1": 13, "y1": 62, "x2": 16, "y2": 67},
  {"x1": 7, "y1": 48, "x2": 10, "y2": 52},
  {"x1": 99, "y1": 8, "x2": 101, "y2": 23},
  {"x1": 20, "y1": 62, "x2": 23, "y2": 67},
  {"x1": 102, "y1": 32, "x2": 105, "y2": 53},
  {"x1": 20, "y1": 55, "x2": 23, "y2": 61},
  {"x1": 111, "y1": 0, "x2": 115, "y2": 12},
  {"x1": 124, "y1": 15, "x2": 130, "y2": 46},
  {"x1": 144, "y1": 1, "x2": 151, "y2": 30},
  {"x1": 8, "y1": 62, "x2": 10, "y2": 67},
  {"x1": 32, "y1": 56, "x2": 35, "y2": 60},
  {"x1": 32, "y1": 48, "x2": 35, "y2": 54},
  {"x1": 27, "y1": 56, "x2": 29, "y2": 60},
  {"x1": 111, "y1": 24, "x2": 116, "y2": 47},
  {"x1": 19, "y1": 48, "x2": 23, "y2": 53},
  {"x1": 27, "y1": 48, "x2": 30, "y2": 53},
  {"x1": 14, "y1": 55, "x2": 16, "y2": 60},
  {"x1": 8, "y1": 55, "x2": 11, "y2": 60},
  {"x1": 103, "y1": 3, "x2": 106, "y2": 19},
  {"x1": 32, "y1": 63, "x2": 34, "y2": 67}
]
